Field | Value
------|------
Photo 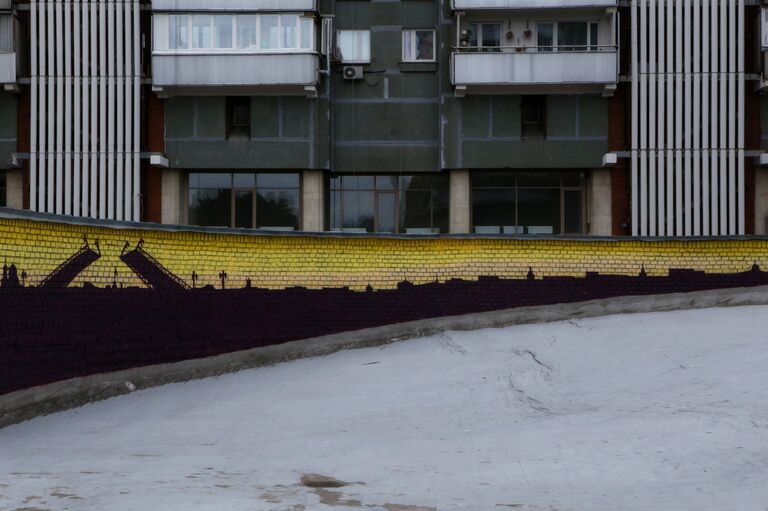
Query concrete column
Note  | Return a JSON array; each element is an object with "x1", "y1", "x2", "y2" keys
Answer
[
  {"x1": 449, "y1": 169, "x2": 471, "y2": 234},
  {"x1": 302, "y1": 170, "x2": 324, "y2": 232},
  {"x1": 589, "y1": 169, "x2": 612, "y2": 236},
  {"x1": 160, "y1": 169, "x2": 184, "y2": 225},
  {"x1": 755, "y1": 169, "x2": 768, "y2": 235},
  {"x1": 5, "y1": 170, "x2": 24, "y2": 209}
]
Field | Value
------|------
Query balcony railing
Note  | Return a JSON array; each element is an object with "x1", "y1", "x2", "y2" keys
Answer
[
  {"x1": 152, "y1": 52, "x2": 319, "y2": 92},
  {"x1": 452, "y1": 45, "x2": 618, "y2": 91},
  {"x1": 0, "y1": 52, "x2": 15, "y2": 84},
  {"x1": 452, "y1": 0, "x2": 617, "y2": 9}
]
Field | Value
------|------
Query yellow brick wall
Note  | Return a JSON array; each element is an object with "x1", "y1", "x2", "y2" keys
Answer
[{"x1": 1, "y1": 216, "x2": 767, "y2": 291}]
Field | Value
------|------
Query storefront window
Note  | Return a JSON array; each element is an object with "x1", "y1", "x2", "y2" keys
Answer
[
  {"x1": 330, "y1": 174, "x2": 448, "y2": 234},
  {"x1": 188, "y1": 172, "x2": 300, "y2": 230},
  {"x1": 471, "y1": 172, "x2": 585, "y2": 235}
]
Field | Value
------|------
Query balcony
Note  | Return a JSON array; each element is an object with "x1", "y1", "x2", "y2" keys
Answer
[
  {"x1": 0, "y1": 12, "x2": 18, "y2": 85},
  {"x1": 151, "y1": 0, "x2": 317, "y2": 12},
  {"x1": 452, "y1": 47, "x2": 618, "y2": 95},
  {"x1": 151, "y1": 12, "x2": 321, "y2": 96},
  {"x1": 152, "y1": 53, "x2": 319, "y2": 95},
  {"x1": 452, "y1": 0, "x2": 616, "y2": 9}
]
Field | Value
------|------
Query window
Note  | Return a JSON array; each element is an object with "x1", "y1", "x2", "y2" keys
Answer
[
  {"x1": 0, "y1": 171, "x2": 6, "y2": 208},
  {"x1": 166, "y1": 14, "x2": 315, "y2": 52},
  {"x1": 337, "y1": 30, "x2": 371, "y2": 63},
  {"x1": 521, "y1": 96, "x2": 546, "y2": 140},
  {"x1": 169, "y1": 15, "x2": 190, "y2": 49},
  {"x1": 471, "y1": 172, "x2": 585, "y2": 235},
  {"x1": 537, "y1": 22, "x2": 554, "y2": 51},
  {"x1": 189, "y1": 173, "x2": 301, "y2": 230},
  {"x1": 329, "y1": 175, "x2": 448, "y2": 234},
  {"x1": 468, "y1": 23, "x2": 501, "y2": 51},
  {"x1": 191, "y1": 15, "x2": 213, "y2": 49},
  {"x1": 402, "y1": 30, "x2": 436, "y2": 62},
  {"x1": 536, "y1": 21, "x2": 600, "y2": 51},
  {"x1": 227, "y1": 97, "x2": 251, "y2": 138}
]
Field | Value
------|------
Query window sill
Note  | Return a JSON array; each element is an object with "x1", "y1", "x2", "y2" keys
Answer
[{"x1": 399, "y1": 61, "x2": 438, "y2": 72}]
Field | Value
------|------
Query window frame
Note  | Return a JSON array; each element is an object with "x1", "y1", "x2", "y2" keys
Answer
[
  {"x1": 329, "y1": 174, "x2": 449, "y2": 234},
  {"x1": 535, "y1": 20, "x2": 601, "y2": 52},
  {"x1": 467, "y1": 22, "x2": 502, "y2": 51},
  {"x1": 188, "y1": 172, "x2": 302, "y2": 230},
  {"x1": 402, "y1": 29, "x2": 437, "y2": 62},
  {"x1": 161, "y1": 13, "x2": 316, "y2": 54},
  {"x1": 470, "y1": 172, "x2": 587, "y2": 235},
  {"x1": 336, "y1": 29, "x2": 372, "y2": 64}
]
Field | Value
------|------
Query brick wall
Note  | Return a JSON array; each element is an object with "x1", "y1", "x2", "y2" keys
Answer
[{"x1": 2, "y1": 212, "x2": 768, "y2": 394}]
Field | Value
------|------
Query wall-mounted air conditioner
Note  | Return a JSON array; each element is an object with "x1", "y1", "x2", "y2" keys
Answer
[{"x1": 343, "y1": 65, "x2": 363, "y2": 80}]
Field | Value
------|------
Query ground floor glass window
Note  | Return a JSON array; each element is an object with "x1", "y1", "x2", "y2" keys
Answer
[
  {"x1": 189, "y1": 172, "x2": 300, "y2": 230},
  {"x1": 472, "y1": 172, "x2": 585, "y2": 235},
  {"x1": 329, "y1": 174, "x2": 449, "y2": 234},
  {"x1": 0, "y1": 171, "x2": 6, "y2": 207}
]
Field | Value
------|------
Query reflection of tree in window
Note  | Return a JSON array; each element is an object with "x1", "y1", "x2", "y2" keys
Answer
[
  {"x1": 257, "y1": 190, "x2": 300, "y2": 229},
  {"x1": 189, "y1": 189, "x2": 231, "y2": 227},
  {"x1": 416, "y1": 31, "x2": 433, "y2": 60},
  {"x1": 330, "y1": 175, "x2": 448, "y2": 233}
]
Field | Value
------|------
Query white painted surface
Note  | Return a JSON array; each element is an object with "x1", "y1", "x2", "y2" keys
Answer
[
  {"x1": 630, "y1": 0, "x2": 745, "y2": 236},
  {"x1": 152, "y1": 53, "x2": 320, "y2": 88},
  {"x1": 1, "y1": 306, "x2": 768, "y2": 510},
  {"x1": 452, "y1": 51, "x2": 618, "y2": 86},
  {"x1": 29, "y1": 0, "x2": 141, "y2": 221},
  {"x1": 0, "y1": 52, "x2": 15, "y2": 83},
  {"x1": 453, "y1": 0, "x2": 617, "y2": 9},
  {"x1": 151, "y1": 0, "x2": 317, "y2": 11}
]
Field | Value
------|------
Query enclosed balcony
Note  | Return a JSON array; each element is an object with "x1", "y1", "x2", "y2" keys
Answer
[
  {"x1": 451, "y1": 7, "x2": 618, "y2": 95},
  {"x1": 152, "y1": 12, "x2": 321, "y2": 96},
  {"x1": 152, "y1": 0, "x2": 317, "y2": 12},
  {"x1": 452, "y1": 0, "x2": 616, "y2": 10},
  {"x1": 0, "y1": 12, "x2": 19, "y2": 85}
]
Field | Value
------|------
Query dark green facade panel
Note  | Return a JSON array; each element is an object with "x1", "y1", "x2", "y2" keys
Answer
[
  {"x1": 335, "y1": 144, "x2": 438, "y2": 173},
  {"x1": 334, "y1": 1, "x2": 438, "y2": 30},
  {"x1": 167, "y1": 141, "x2": 311, "y2": 169},
  {"x1": 461, "y1": 140, "x2": 608, "y2": 169},
  {"x1": 166, "y1": 95, "x2": 327, "y2": 169},
  {"x1": 335, "y1": 103, "x2": 438, "y2": 142},
  {"x1": 0, "y1": 92, "x2": 17, "y2": 170},
  {"x1": 334, "y1": 72, "x2": 438, "y2": 100}
]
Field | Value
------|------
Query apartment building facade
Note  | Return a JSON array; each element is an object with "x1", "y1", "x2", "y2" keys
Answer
[{"x1": 0, "y1": 0, "x2": 766, "y2": 236}]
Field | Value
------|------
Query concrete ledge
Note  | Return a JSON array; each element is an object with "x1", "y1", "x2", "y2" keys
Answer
[{"x1": 2, "y1": 285, "x2": 768, "y2": 429}]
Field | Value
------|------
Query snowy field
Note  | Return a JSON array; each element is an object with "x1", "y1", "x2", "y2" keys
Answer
[{"x1": 2, "y1": 306, "x2": 768, "y2": 511}]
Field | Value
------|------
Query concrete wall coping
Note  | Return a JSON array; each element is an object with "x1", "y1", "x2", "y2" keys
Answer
[
  {"x1": 4, "y1": 207, "x2": 768, "y2": 243},
  {"x1": 2, "y1": 284, "x2": 768, "y2": 429}
]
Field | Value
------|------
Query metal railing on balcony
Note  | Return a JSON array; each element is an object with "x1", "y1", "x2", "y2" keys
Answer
[{"x1": 451, "y1": 45, "x2": 619, "y2": 88}]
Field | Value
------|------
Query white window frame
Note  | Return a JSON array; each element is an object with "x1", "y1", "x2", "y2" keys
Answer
[
  {"x1": 402, "y1": 29, "x2": 436, "y2": 62},
  {"x1": 159, "y1": 13, "x2": 315, "y2": 54},
  {"x1": 535, "y1": 20, "x2": 601, "y2": 52},
  {"x1": 336, "y1": 29, "x2": 371, "y2": 64}
]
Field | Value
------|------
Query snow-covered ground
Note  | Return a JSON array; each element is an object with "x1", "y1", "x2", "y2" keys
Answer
[{"x1": 2, "y1": 306, "x2": 768, "y2": 511}]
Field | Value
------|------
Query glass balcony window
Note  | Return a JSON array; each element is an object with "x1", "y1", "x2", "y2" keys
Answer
[{"x1": 164, "y1": 14, "x2": 315, "y2": 53}]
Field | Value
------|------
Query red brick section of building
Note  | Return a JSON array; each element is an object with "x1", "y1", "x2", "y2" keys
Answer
[
  {"x1": 609, "y1": 5, "x2": 631, "y2": 236},
  {"x1": 143, "y1": 88, "x2": 164, "y2": 223}
]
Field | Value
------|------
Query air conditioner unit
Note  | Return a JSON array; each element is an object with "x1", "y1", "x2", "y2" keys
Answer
[{"x1": 343, "y1": 65, "x2": 363, "y2": 80}]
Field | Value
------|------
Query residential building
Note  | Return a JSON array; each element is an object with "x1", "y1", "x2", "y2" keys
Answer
[{"x1": 0, "y1": 0, "x2": 765, "y2": 236}]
